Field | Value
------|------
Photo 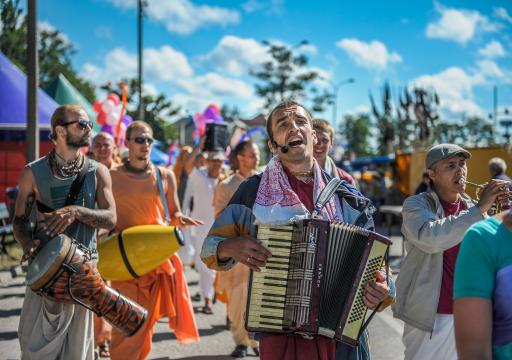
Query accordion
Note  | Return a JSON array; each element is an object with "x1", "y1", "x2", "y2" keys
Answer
[{"x1": 245, "y1": 219, "x2": 391, "y2": 346}]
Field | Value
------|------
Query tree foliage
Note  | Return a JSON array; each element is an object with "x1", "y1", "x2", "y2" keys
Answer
[
  {"x1": 0, "y1": 0, "x2": 96, "y2": 102},
  {"x1": 251, "y1": 40, "x2": 333, "y2": 113},
  {"x1": 342, "y1": 114, "x2": 374, "y2": 157},
  {"x1": 101, "y1": 78, "x2": 181, "y2": 142},
  {"x1": 369, "y1": 83, "x2": 395, "y2": 155},
  {"x1": 370, "y1": 83, "x2": 441, "y2": 154}
]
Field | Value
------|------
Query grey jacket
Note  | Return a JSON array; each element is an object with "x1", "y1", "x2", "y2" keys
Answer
[{"x1": 391, "y1": 190, "x2": 484, "y2": 331}]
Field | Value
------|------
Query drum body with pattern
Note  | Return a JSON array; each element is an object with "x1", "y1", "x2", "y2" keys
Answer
[
  {"x1": 26, "y1": 234, "x2": 147, "y2": 337},
  {"x1": 97, "y1": 224, "x2": 184, "y2": 281}
]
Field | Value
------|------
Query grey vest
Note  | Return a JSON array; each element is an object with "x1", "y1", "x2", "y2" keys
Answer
[{"x1": 29, "y1": 155, "x2": 99, "y2": 259}]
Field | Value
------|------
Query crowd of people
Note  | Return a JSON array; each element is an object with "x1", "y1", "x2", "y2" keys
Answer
[{"x1": 10, "y1": 102, "x2": 511, "y2": 360}]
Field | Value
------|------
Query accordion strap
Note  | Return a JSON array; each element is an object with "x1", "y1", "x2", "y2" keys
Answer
[{"x1": 312, "y1": 178, "x2": 343, "y2": 218}]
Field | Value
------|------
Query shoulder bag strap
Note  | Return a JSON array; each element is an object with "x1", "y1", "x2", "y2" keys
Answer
[
  {"x1": 155, "y1": 165, "x2": 171, "y2": 225},
  {"x1": 64, "y1": 157, "x2": 90, "y2": 206}
]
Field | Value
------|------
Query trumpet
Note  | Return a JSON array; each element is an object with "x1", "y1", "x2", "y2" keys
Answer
[{"x1": 457, "y1": 177, "x2": 511, "y2": 214}]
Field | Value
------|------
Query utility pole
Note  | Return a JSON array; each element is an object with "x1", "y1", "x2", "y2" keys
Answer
[
  {"x1": 27, "y1": 0, "x2": 39, "y2": 162},
  {"x1": 137, "y1": 0, "x2": 144, "y2": 121},
  {"x1": 329, "y1": 78, "x2": 355, "y2": 132}
]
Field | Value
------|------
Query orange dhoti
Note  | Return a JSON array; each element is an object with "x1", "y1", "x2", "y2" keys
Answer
[{"x1": 109, "y1": 254, "x2": 199, "y2": 360}]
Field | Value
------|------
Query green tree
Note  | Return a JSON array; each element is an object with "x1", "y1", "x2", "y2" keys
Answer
[
  {"x1": 220, "y1": 104, "x2": 241, "y2": 123},
  {"x1": 342, "y1": 114, "x2": 374, "y2": 157},
  {"x1": 434, "y1": 122, "x2": 464, "y2": 144},
  {"x1": 0, "y1": 0, "x2": 95, "y2": 102},
  {"x1": 101, "y1": 79, "x2": 181, "y2": 142},
  {"x1": 251, "y1": 40, "x2": 333, "y2": 113},
  {"x1": 369, "y1": 83, "x2": 395, "y2": 155},
  {"x1": 0, "y1": 0, "x2": 25, "y2": 69},
  {"x1": 462, "y1": 116, "x2": 496, "y2": 147}
]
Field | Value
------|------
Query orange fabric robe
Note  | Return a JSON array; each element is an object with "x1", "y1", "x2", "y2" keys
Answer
[{"x1": 109, "y1": 167, "x2": 199, "y2": 360}]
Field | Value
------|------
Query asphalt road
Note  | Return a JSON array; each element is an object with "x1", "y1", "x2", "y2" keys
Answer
[{"x1": 0, "y1": 261, "x2": 405, "y2": 360}]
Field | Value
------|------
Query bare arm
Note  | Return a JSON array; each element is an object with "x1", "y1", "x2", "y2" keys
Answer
[
  {"x1": 454, "y1": 298, "x2": 493, "y2": 360},
  {"x1": 184, "y1": 136, "x2": 205, "y2": 175},
  {"x1": 12, "y1": 167, "x2": 39, "y2": 260},
  {"x1": 43, "y1": 164, "x2": 116, "y2": 236}
]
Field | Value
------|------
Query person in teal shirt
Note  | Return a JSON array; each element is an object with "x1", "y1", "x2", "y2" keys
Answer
[{"x1": 454, "y1": 209, "x2": 512, "y2": 360}]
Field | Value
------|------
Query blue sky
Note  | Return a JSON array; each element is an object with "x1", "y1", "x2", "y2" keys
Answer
[{"x1": 32, "y1": 0, "x2": 512, "y2": 127}]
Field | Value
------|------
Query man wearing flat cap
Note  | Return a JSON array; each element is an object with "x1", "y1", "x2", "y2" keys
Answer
[{"x1": 392, "y1": 143, "x2": 509, "y2": 360}]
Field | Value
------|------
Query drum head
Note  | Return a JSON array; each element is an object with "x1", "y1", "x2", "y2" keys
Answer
[{"x1": 26, "y1": 235, "x2": 70, "y2": 286}]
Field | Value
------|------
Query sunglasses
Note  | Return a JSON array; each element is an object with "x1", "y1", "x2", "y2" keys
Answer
[
  {"x1": 59, "y1": 119, "x2": 94, "y2": 130},
  {"x1": 130, "y1": 136, "x2": 154, "y2": 145}
]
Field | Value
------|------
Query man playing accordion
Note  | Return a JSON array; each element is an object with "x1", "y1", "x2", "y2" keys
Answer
[{"x1": 201, "y1": 101, "x2": 395, "y2": 360}]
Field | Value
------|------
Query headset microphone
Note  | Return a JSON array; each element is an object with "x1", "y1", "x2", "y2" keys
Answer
[{"x1": 272, "y1": 140, "x2": 289, "y2": 154}]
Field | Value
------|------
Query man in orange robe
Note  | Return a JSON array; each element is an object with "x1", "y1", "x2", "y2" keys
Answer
[{"x1": 108, "y1": 121, "x2": 201, "y2": 360}]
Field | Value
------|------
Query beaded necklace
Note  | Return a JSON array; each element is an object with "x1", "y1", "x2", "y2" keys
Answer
[
  {"x1": 123, "y1": 160, "x2": 151, "y2": 174},
  {"x1": 48, "y1": 150, "x2": 85, "y2": 178}
]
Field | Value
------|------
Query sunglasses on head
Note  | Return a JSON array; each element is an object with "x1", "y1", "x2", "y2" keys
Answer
[
  {"x1": 130, "y1": 136, "x2": 154, "y2": 145},
  {"x1": 59, "y1": 119, "x2": 94, "y2": 130}
]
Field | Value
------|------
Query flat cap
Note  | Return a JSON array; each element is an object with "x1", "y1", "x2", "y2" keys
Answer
[{"x1": 426, "y1": 143, "x2": 471, "y2": 169}]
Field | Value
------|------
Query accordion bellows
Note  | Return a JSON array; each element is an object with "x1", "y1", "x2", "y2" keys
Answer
[{"x1": 246, "y1": 219, "x2": 391, "y2": 347}]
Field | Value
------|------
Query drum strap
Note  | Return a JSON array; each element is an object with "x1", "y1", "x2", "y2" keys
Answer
[
  {"x1": 65, "y1": 158, "x2": 90, "y2": 206},
  {"x1": 155, "y1": 165, "x2": 171, "y2": 225}
]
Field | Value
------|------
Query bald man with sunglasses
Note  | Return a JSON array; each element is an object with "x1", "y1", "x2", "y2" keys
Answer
[
  {"x1": 108, "y1": 121, "x2": 201, "y2": 360},
  {"x1": 14, "y1": 105, "x2": 117, "y2": 359}
]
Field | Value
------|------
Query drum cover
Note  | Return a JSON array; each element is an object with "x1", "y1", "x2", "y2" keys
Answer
[{"x1": 26, "y1": 235, "x2": 67, "y2": 286}]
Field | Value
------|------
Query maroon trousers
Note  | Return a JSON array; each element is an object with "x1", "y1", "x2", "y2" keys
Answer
[{"x1": 260, "y1": 334, "x2": 337, "y2": 360}]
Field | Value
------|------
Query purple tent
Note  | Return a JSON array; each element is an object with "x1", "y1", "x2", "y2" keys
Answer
[{"x1": 0, "y1": 51, "x2": 58, "y2": 130}]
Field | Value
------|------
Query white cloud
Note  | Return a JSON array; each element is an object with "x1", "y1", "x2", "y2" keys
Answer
[
  {"x1": 144, "y1": 46, "x2": 193, "y2": 80},
  {"x1": 203, "y1": 36, "x2": 271, "y2": 76},
  {"x1": 241, "y1": 0, "x2": 283, "y2": 14},
  {"x1": 425, "y1": 3, "x2": 497, "y2": 44},
  {"x1": 298, "y1": 43, "x2": 318, "y2": 55},
  {"x1": 95, "y1": 26, "x2": 113, "y2": 40},
  {"x1": 336, "y1": 38, "x2": 402, "y2": 70},
  {"x1": 410, "y1": 67, "x2": 482, "y2": 118},
  {"x1": 106, "y1": 0, "x2": 240, "y2": 35},
  {"x1": 474, "y1": 60, "x2": 512, "y2": 83},
  {"x1": 494, "y1": 7, "x2": 512, "y2": 23},
  {"x1": 478, "y1": 40, "x2": 506, "y2": 58},
  {"x1": 175, "y1": 72, "x2": 253, "y2": 99},
  {"x1": 38, "y1": 20, "x2": 71, "y2": 45},
  {"x1": 347, "y1": 105, "x2": 370, "y2": 115},
  {"x1": 81, "y1": 45, "x2": 256, "y2": 114},
  {"x1": 80, "y1": 46, "x2": 193, "y2": 85}
]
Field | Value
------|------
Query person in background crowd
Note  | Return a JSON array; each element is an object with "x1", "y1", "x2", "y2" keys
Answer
[
  {"x1": 202, "y1": 101, "x2": 394, "y2": 360},
  {"x1": 312, "y1": 118, "x2": 357, "y2": 186},
  {"x1": 173, "y1": 145, "x2": 193, "y2": 208},
  {"x1": 393, "y1": 143, "x2": 509, "y2": 360},
  {"x1": 109, "y1": 121, "x2": 200, "y2": 360},
  {"x1": 183, "y1": 150, "x2": 226, "y2": 315},
  {"x1": 90, "y1": 131, "x2": 120, "y2": 358},
  {"x1": 414, "y1": 171, "x2": 431, "y2": 195},
  {"x1": 91, "y1": 132, "x2": 120, "y2": 170},
  {"x1": 14, "y1": 105, "x2": 116, "y2": 359},
  {"x1": 489, "y1": 157, "x2": 511, "y2": 182},
  {"x1": 453, "y1": 209, "x2": 512, "y2": 360},
  {"x1": 213, "y1": 140, "x2": 261, "y2": 358}
]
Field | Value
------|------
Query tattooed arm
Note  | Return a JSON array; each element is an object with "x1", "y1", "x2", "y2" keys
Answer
[
  {"x1": 13, "y1": 167, "x2": 40, "y2": 261},
  {"x1": 43, "y1": 164, "x2": 117, "y2": 236}
]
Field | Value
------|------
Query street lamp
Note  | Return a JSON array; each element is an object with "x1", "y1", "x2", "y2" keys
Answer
[{"x1": 329, "y1": 78, "x2": 355, "y2": 132}]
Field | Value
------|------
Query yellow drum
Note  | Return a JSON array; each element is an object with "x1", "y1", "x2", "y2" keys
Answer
[{"x1": 97, "y1": 225, "x2": 184, "y2": 281}]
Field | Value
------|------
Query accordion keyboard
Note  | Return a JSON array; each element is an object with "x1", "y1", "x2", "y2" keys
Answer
[{"x1": 246, "y1": 225, "x2": 293, "y2": 330}]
